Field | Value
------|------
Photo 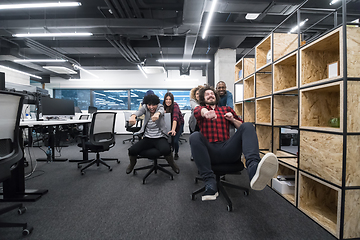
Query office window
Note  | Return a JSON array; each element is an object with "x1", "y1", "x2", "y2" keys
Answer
[
  {"x1": 93, "y1": 90, "x2": 128, "y2": 110},
  {"x1": 53, "y1": 89, "x2": 91, "y2": 110},
  {"x1": 130, "y1": 89, "x2": 167, "y2": 110},
  {"x1": 170, "y1": 90, "x2": 191, "y2": 110}
]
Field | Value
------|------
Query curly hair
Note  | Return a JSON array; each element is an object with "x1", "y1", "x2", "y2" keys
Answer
[
  {"x1": 143, "y1": 94, "x2": 160, "y2": 105},
  {"x1": 190, "y1": 85, "x2": 203, "y2": 101},
  {"x1": 198, "y1": 85, "x2": 219, "y2": 106},
  {"x1": 163, "y1": 92, "x2": 174, "y2": 113}
]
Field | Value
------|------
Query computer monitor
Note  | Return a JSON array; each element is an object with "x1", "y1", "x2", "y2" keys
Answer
[
  {"x1": 88, "y1": 106, "x2": 97, "y2": 113},
  {"x1": 41, "y1": 97, "x2": 75, "y2": 117}
]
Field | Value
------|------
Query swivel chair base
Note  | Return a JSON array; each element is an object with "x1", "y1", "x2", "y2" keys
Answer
[
  {"x1": 78, "y1": 152, "x2": 120, "y2": 175},
  {"x1": 133, "y1": 158, "x2": 173, "y2": 184},
  {"x1": 0, "y1": 203, "x2": 34, "y2": 235},
  {"x1": 191, "y1": 174, "x2": 249, "y2": 212}
]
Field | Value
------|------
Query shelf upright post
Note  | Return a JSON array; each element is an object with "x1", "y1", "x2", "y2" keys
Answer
[{"x1": 339, "y1": 0, "x2": 347, "y2": 239}]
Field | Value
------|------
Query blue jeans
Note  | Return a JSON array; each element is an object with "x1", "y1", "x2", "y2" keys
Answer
[
  {"x1": 172, "y1": 123, "x2": 184, "y2": 154},
  {"x1": 189, "y1": 122, "x2": 261, "y2": 182}
]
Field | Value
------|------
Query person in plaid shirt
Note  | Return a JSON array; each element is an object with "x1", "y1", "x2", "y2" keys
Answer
[{"x1": 190, "y1": 85, "x2": 279, "y2": 201}]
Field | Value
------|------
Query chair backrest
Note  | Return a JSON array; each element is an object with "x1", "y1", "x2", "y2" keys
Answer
[
  {"x1": 124, "y1": 111, "x2": 142, "y2": 130},
  {"x1": 89, "y1": 112, "x2": 117, "y2": 147},
  {"x1": 79, "y1": 114, "x2": 89, "y2": 120},
  {"x1": 88, "y1": 106, "x2": 97, "y2": 113},
  {"x1": 74, "y1": 106, "x2": 82, "y2": 113},
  {"x1": 0, "y1": 91, "x2": 24, "y2": 182},
  {"x1": 164, "y1": 113, "x2": 172, "y2": 143}
]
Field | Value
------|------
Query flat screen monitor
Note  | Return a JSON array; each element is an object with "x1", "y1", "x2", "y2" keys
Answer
[
  {"x1": 41, "y1": 97, "x2": 75, "y2": 117},
  {"x1": 88, "y1": 106, "x2": 97, "y2": 113}
]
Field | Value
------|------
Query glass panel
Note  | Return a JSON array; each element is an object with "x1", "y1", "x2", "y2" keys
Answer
[
  {"x1": 169, "y1": 90, "x2": 191, "y2": 110},
  {"x1": 130, "y1": 89, "x2": 167, "y2": 110},
  {"x1": 54, "y1": 89, "x2": 90, "y2": 110},
  {"x1": 93, "y1": 90, "x2": 128, "y2": 110}
]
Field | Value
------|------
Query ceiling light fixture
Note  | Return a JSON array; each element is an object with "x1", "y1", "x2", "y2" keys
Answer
[
  {"x1": 73, "y1": 64, "x2": 99, "y2": 78},
  {"x1": 0, "y1": 65, "x2": 42, "y2": 79},
  {"x1": 202, "y1": 0, "x2": 218, "y2": 39},
  {"x1": 43, "y1": 66, "x2": 77, "y2": 74},
  {"x1": 288, "y1": 18, "x2": 309, "y2": 33},
  {"x1": 13, "y1": 59, "x2": 67, "y2": 63},
  {"x1": 0, "y1": 2, "x2": 81, "y2": 10},
  {"x1": 329, "y1": 0, "x2": 340, "y2": 5},
  {"x1": 69, "y1": 78, "x2": 104, "y2": 82},
  {"x1": 13, "y1": 32, "x2": 93, "y2": 38},
  {"x1": 245, "y1": 13, "x2": 260, "y2": 20},
  {"x1": 157, "y1": 59, "x2": 211, "y2": 63},
  {"x1": 137, "y1": 65, "x2": 148, "y2": 78}
]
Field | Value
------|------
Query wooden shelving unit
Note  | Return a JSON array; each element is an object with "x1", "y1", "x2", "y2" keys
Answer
[{"x1": 233, "y1": 4, "x2": 360, "y2": 238}]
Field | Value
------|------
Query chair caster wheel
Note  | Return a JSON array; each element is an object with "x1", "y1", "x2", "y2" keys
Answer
[
  {"x1": 117, "y1": 160, "x2": 120, "y2": 164},
  {"x1": 170, "y1": 176, "x2": 174, "y2": 180},
  {"x1": 109, "y1": 168, "x2": 113, "y2": 171},
  {"x1": 191, "y1": 194, "x2": 196, "y2": 200},
  {"x1": 133, "y1": 171, "x2": 137, "y2": 175},
  {"x1": 77, "y1": 164, "x2": 81, "y2": 169},
  {"x1": 18, "y1": 206, "x2": 27, "y2": 215},
  {"x1": 244, "y1": 190, "x2": 249, "y2": 196},
  {"x1": 194, "y1": 178, "x2": 198, "y2": 184},
  {"x1": 22, "y1": 227, "x2": 33, "y2": 235},
  {"x1": 81, "y1": 171, "x2": 85, "y2": 175},
  {"x1": 227, "y1": 205, "x2": 232, "y2": 212}
]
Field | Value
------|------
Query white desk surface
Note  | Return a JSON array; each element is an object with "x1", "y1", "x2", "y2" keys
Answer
[{"x1": 20, "y1": 119, "x2": 91, "y2": 127}]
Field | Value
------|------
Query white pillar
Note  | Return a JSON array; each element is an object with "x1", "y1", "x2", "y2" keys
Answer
[{"x1": 214, "y1": 48, "x2": 236, "y2": 95}]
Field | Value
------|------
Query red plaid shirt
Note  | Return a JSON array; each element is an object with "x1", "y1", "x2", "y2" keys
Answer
[{"x1": 194, "y1": 105, "x2": 243, "y2": 142}]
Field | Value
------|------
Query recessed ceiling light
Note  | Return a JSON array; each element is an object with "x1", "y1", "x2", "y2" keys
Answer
[
  {"x1": 12, "y1": 32, "x2": 93, "y2": 38},
  {"x1": 14, "y1": 59, "x2": 67, "y2": 63},
  {"x1": 43, "y1": 66, "x2": 77, "y2": 74},
  {"x1": 0, "y1": 2, "x2": 81, "y2": 10},
  {"x1": 157, "y1": 59, "x2": 211, "y2": 63},
  {"x1": 143, "y1": 66, "x2": 165, "y2": 74},
  {"x1": 245, "y1": 13, "x2": 260, "y2": 20}
]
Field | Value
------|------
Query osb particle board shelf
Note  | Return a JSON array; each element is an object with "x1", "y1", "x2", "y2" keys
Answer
[
  {"x1": 256, "y1": 96, "x2": 272, "y2": 125},
  {"x1": 256, "y1": 34, "x2": 272, "y2": 71},
  {"x1": 273, "y1": 95, "x2": 298, "y2": 126},
  {"x1": 256, "y1": 72, "x2": 272, "y2": 98},
  {"x1": 275, "y1": 162, "x2": 297, "y2": 205},
  {"x1": 235, "y1": 59, "x2": 243, "y2": 82},
  {"x1": 300, "y1": 26, "x2": 360, "y2": 88},
  {"x1": 274, "y1": 52, "x2": 297, "y2": 93},
  {"x1": 243, "y1": 75, "x2": 255, "y2": 100},
  {"x1": 234, "y1": 102, "x2": 243, "y2": 117},
  {"x1": 298, "y1": 172, "x2": 340, "y2": 238},
  {"x1": 261, "y1": 150, "x2": 298, "y2": 168},
  {"x1": 244, "y1": 58, "x2": 255, "y2": 78},
  {"x1": 244, "y1": 101, "x2": 255, "y2": 123},
  {"x1": 273, "y1": 32, "x2": 298, "y2": 61}
]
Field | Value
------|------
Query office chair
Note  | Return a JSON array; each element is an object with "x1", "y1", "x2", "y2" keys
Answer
[
  {"x1": 133, "y1": 113, "x2": 174, "y2": 184},
  {"x1": 0, "y1": 91, "x2": 33, "y2": 235},
  {"x1": 191, "y1": 159, "x2": 249, "y2": 212},
  {"x1": 79, "y1": 114, "x2": 89, "y2": 120},
  {"x1": 77, "y1": 112, "x2": 120, "y2": 175},
  {"x1": 74, "y1": 106, "x2": 82, "y2": 113},
  {"x1": 178, "y1": 113, "x2": 187, "y2": 144},
  {"x1": 123, "y1": 111, "x2": 142, "y2": 144}
]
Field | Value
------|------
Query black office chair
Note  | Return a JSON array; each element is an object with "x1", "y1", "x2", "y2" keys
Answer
[
  {"x1": 0, "y1": 90, "x2": 33, "y2": 235},
  {"x1": 133, "y1": 113, "x2": 174, "y2": 184},
  {"x1": 79, "y1": 114, "x2": 89, "y2": 120},
  {"x1": 123, "y1": 111, "x2": 142, "y2": 144},
  {"x1": 191, "y1": 159, "x2": 249, "y2": 212},
  {"x1": 77, "y1": 112, "x2": 120, "y2": 175},
  {"x1": 178, "y1": 113, "x2": 187, "y2": 144}
]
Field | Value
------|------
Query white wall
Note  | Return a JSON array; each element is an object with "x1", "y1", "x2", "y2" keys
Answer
[
  {"x1": 1, "y1": 68, "x2": 31, "y2": 85},
  {"x1": 37, "y1": 69, "x2": 207, "y2": 134}
]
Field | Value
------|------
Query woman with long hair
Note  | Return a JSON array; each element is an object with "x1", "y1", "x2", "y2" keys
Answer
[{"x1": 163, "y1": 92, "x2": 184, "y2": 160}]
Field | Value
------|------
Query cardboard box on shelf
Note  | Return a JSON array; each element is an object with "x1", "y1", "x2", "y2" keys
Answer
[{"x1": 272, "y1": 177, "x2": 295, "y2": 195}]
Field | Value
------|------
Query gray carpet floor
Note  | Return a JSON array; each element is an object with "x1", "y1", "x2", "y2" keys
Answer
[{"x1": 0, "y1": 135, "x2": 336, "y2": 240}]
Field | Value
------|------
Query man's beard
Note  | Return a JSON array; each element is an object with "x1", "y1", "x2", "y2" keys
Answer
[{"x1": 205, "y1": 98, "x2": 216, "y2": 105}]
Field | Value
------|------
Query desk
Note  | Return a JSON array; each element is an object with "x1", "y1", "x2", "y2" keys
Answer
[
  {"x1": 20, "y1": 119, "x2": 91, "y2": 162},
  {"x1": 0, "y1": 119, "x2": 91, "y2": 202}
]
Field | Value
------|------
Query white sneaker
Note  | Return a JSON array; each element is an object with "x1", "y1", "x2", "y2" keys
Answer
[{"x1": 250, "y1": 153, "x2": 278, "y2": 190}]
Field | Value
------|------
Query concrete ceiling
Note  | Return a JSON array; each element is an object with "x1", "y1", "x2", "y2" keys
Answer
[{"x1": 0, "y1": 0, "x2": 359, "y2": 82}]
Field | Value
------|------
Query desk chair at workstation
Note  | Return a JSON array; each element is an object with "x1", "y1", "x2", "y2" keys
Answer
[
  {"x1": 191, "y1": 126, "x2": 249, "y2": 212},
  {"x1": 77, "y1": 112, "x2": 120, "y2": 175},
  {"x1": 123, "y1": 111, "x2": 142, "y2": 144},
  {"x1": 0, "y1": 91, "x2": 33, "y2": 235},
  {"x1": 133, "y1": 113, "x2": 174, "y2": 184}
]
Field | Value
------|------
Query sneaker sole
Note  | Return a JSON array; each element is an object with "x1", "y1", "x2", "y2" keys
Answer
[
  {"x1": 201, "y1": 192, "x2": 219, "y2": 201},
  {"x1": 250, "y1": 153, "x2": 278, "y2": 191}
]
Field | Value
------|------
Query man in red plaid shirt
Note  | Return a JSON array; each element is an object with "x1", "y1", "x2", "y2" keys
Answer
[{"x1": 190, "y1": 85, "x2": 278, "y2": 201}]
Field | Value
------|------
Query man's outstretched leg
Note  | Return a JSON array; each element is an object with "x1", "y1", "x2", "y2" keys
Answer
[{"x1": 239, "y1": 123, "x2": 279, "y2": 190}]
